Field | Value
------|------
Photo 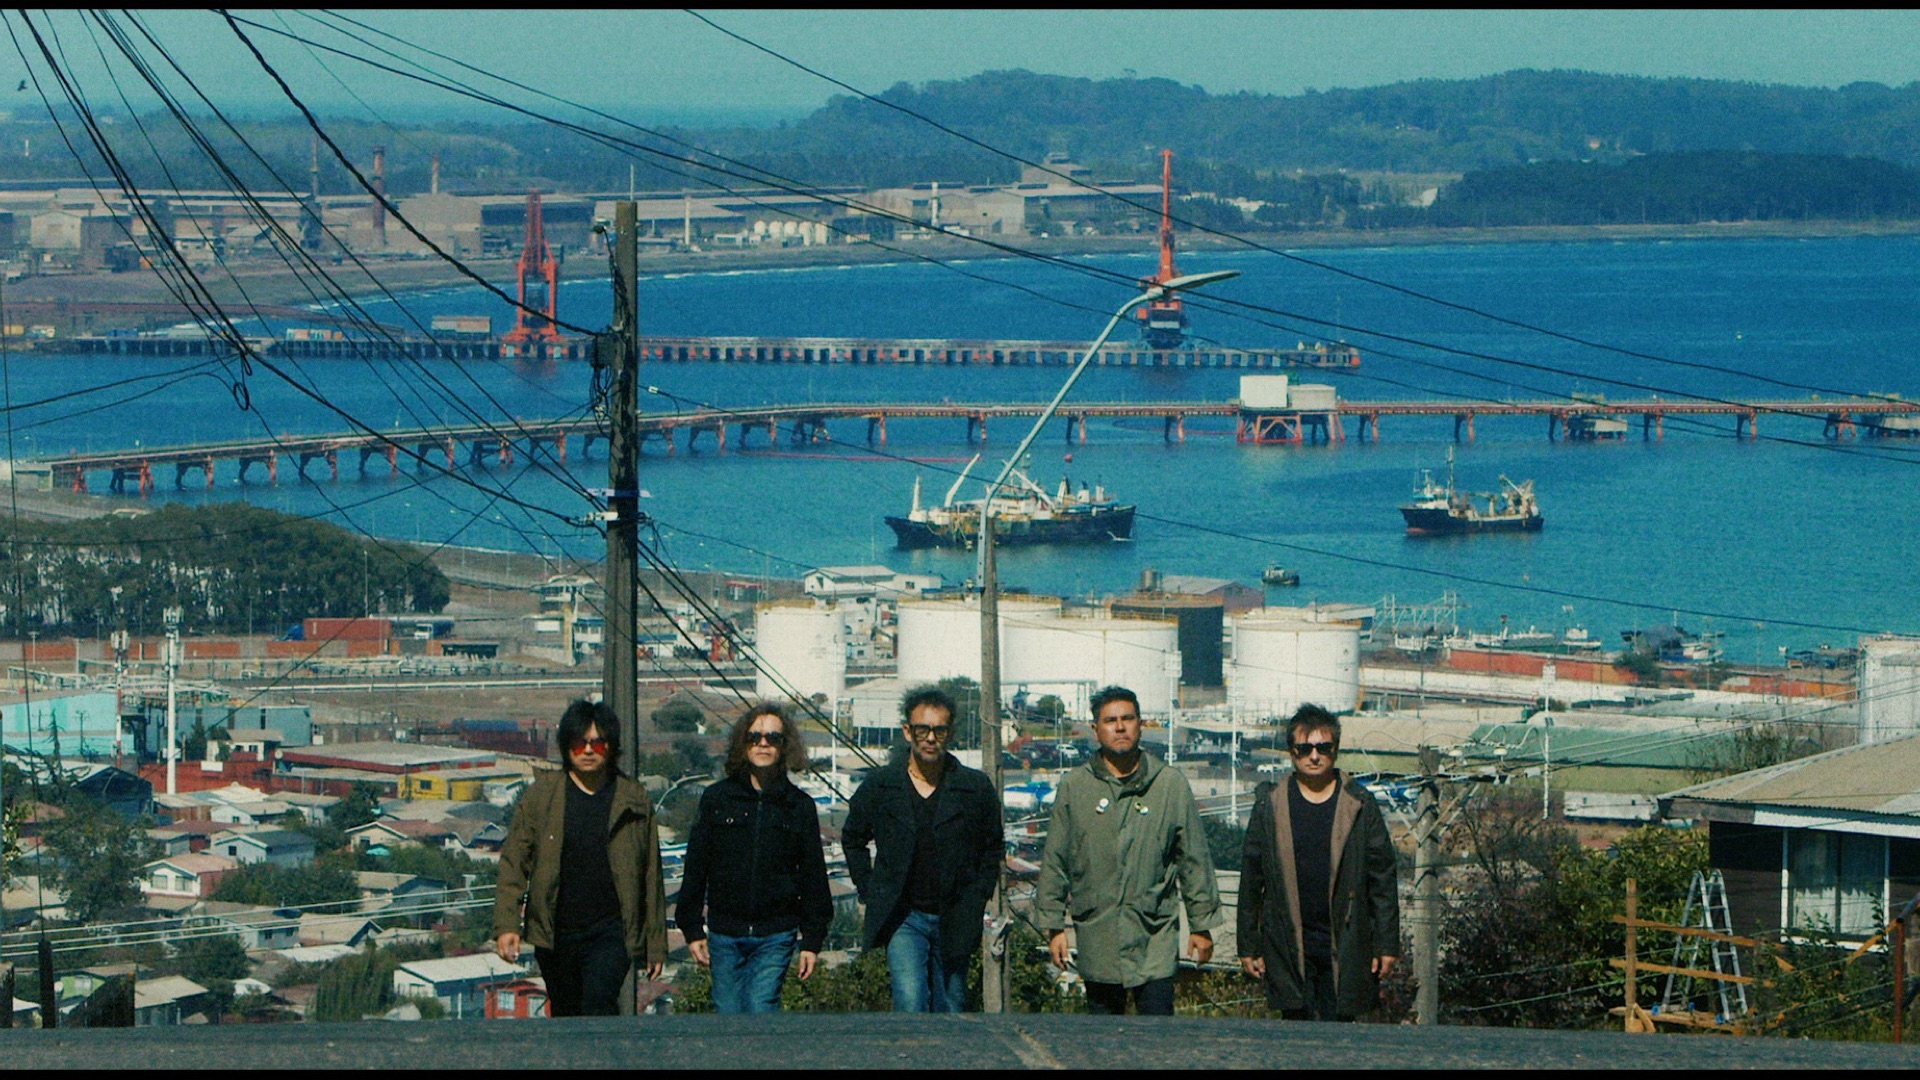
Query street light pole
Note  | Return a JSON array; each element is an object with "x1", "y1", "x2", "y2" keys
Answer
[{"x1": 974, "y1": 269, "x2": 1238, "y2": 1014}]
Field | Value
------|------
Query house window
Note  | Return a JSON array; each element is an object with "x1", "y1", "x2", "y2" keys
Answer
[
  {"x1": 498, "y1": 990, "x2": 516, "y2": 1011},
  {"x1": 1787, "y1": 829, "x2": 1885, "y2": 936}
]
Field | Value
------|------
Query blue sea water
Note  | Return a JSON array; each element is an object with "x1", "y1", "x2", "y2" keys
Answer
[{"x1": 11, "y1": 234, "x2": 1920, "y2": 658}]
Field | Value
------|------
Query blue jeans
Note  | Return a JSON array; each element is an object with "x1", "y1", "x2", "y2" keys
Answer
[
  {"x1": 886, "y1": 909, "x2": 968, "y2": 1013},
  {"x1": 707, "y1": 930, "x2": 798, "y2": 1014}
]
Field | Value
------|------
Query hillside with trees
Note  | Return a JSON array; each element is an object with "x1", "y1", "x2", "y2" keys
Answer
[{"x1": 0, "y1": 502, "x2": 449, "y2": 638}]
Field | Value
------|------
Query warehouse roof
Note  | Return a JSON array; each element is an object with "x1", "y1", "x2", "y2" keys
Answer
[{"x1": 1662, "y1": 732, "x2": 1920, "y2": 820}]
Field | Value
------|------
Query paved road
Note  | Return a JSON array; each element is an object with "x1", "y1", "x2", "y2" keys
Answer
[{"x1": 4, "y1": 1013, "x2": 1915, "y2": 1069}]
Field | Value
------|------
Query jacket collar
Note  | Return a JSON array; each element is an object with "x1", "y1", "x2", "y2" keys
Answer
[
  {"x1": 878, "y1": 752, "x2": 973, "y2": 788},
  {"x1": 1086, "y1": 749, "x2": 1163, "y2": 796}
]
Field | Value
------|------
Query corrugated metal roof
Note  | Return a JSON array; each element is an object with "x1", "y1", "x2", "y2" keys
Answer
[
  {"x1": 1466, "y1": 720, "x2": 1737, "y2": 770},
  {"x1": 1662, "y1": 732, "x2": 1920, "y2": 817}
]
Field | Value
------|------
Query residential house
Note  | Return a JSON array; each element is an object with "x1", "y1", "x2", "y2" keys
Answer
[
  {"x1": 201, "y1": 903, "x2": 302, "y2": 952},
  {"x1": 147, "y1": 819, "x2": 225, "y2": 856},
  {"x1": 347, "y1": 818, "x2": 457, "y2": 855},
  {"x1": 392, "y1": 954, "x2": 527, "y2": 1019},
  {"x1": 210, "y1": 828, "x2": 316, "y2": 868},
  {"x1": 354, "y1": 872, "x2": 449, "y2": 918},
  {"x1": 483, "y1": 976, "x2": 549, "y2": 1019},
  {"x1": 210, "y1": 799, "x2": 297, "y2": 828},
  {"x1": 134, "y1": 975, "x2": 213, "y2": 1027},
  {"x1": 139, "y1": 853, "x2": 240, "y2": 910},
  {"x1": 1661, "y1": 732, "x2": 1920, "y2": 942},
  {"x1": 297, "y1": 911, "x2": 379, "y2": 949}
]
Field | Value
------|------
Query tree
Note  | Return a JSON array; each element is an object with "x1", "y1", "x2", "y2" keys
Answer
[
  {"x1": 211, "y1": 854, "x2": 359, "y2": 909},
  {"x1": 1202, "y1": 816, "x2": 1246, "y2": 874},
  {"x1": 178, "y1": 932, "x2": 251, "y2": 984},
  {"x1": 1613, "y1": 648, "x2": 1662, "y2": 686},
  {"x1": 330, "y1": 782, "x2": 382, "y2": 832},
  {"x1": 313, "y1": 945, "x2": 397, "y2": 1022},
  {"x1": 42, "y1": 796, "x2": 155, "y2": 923},
  {"x1": 651, "y1": 698, "x2": 705, "y2": 734}
]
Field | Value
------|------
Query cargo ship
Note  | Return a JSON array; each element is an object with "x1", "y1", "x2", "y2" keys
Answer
[
  {"x1": 885, "y1": 456, "x2": 1135, "y2": 549},
  {"x1": 1400, "y1": 449, "x2": 1543, "y2": 535}
]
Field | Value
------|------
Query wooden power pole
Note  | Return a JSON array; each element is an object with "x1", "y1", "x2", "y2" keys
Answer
[
  {"x1": 604, "y1": 203, "x2": 641, "y2": 756},
  {"x1": 978, "y1": 517, "x2": 1007, "y2": 1013},
  {"x1": 1414, "y1": 745, "x2": 1443, "y2": 1026}
]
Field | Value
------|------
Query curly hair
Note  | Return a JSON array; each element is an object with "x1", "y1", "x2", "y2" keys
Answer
[{"x1": 723, "y1": 701, "x2": 809, "y2": 778}]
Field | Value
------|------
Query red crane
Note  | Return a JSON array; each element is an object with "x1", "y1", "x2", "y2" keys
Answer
[
  {"x1": 503, "y1": 189, "x2": 563, "y2": 348},
  {"x1": 1136, "y1": 148, "x2": 1188, "y2": 349}
]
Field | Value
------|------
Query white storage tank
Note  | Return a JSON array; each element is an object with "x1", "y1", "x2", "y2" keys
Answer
[
  {"x1": 754, "y1": 602, "x2": 847, "y2": 704},
  {"x1": 1859, "y1": 635, "x2": 1920, "y2": 743},
  {"x1": 1002, "y1": 612, "x2": 1182, "y2": 717},
  {"x1": 895, "y1": 597, "x2": 1060, "y2": 688},
  {"x1": 1227, "y1": 608, "x2": 1362, "y2": 721}
]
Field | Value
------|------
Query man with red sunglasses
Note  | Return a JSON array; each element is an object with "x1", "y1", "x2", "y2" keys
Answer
[
  {"x1": 1237, "y1": 703, "x2": 1400, "y2": 1022},
  {"x1": 494, "y1": 700, "x2": 667, "y2": 1016}
]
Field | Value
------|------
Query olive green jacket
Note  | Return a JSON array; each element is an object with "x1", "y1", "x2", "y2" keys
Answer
[
  {"x1": 492, "y1": 770, "x2": 669, "y2": 966},
  {"x1": 1035, "y1": 752, "x2": 1221, "y2": 987}
]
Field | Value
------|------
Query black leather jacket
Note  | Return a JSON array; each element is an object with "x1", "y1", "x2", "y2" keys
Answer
[
  {"x1": 676, "y1": 771, "x2": 834, "y2": 952},
  {"x1": 842, "y1": 755, "x2": 1003, "y2": 966}
]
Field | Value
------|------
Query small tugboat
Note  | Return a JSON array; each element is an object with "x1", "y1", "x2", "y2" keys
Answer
[
  {"x1": 1400, "y1": 448, "x2": 1543, "y2": 535},
  {"x1": 1261, "y1": 565, "x2": 1301, "y2": 587},
  {"x1": 884, "y1": 455, "x2": 1136, "y2": 550}
]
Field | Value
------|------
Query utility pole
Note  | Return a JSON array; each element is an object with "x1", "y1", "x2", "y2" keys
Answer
[
  {"x1": 164, "y1": 607, "x2": 182, "y2": 796},
  {"x1": 604, "y1": 203, "x2": 641, "y2": 754},
  {"x1": 978, "y1": 514, "x2": 1007, "y2": 1013},
  {"x1": 1413, "y1": 745, "x2": 1443, "y2": 1025}
]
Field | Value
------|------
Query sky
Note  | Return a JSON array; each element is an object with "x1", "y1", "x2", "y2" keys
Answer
[{"x1": 13, "y1": 10, "x2": 1920, "y2": 123}]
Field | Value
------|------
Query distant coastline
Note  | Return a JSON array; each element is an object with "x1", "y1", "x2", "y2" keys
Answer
[{"x1": 9, "y1": 217, "x2": 1920, "y2": 320}]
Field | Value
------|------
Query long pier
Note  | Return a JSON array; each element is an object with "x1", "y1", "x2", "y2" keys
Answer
[
  {"x1": 28, "y1": 396, "x2": 1920, "y2": 495},
  {"x1": 63, "y1": 332, "x2": 1357, "y2": 369}
]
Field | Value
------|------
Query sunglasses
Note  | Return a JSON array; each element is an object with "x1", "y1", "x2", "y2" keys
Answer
[
  {"x1": 747, "y1": 730, "x2": 787, "y2": 747},
  {"x1": 1290, "y1": 741, "x2": 1337, "y2": 758},
  {"x1": 907, "y1": 724, "x2": 953, "y2": 742},
  {"x1": 570, "y1": 738, "x2": 610, "y2": 755}
]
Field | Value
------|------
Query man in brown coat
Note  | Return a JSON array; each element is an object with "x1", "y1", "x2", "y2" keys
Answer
[{"x1": 494, "y1": 701, "x2": 667, "y2": 1015}]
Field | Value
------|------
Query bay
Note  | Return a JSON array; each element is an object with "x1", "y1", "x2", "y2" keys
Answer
[{"x1": 12, "y1": 234, "x2": 1920, "y2": 659}]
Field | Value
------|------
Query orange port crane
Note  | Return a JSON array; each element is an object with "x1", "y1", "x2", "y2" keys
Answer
[
  {"x1": 1137, "y1": 148, "x2": 1188, "y2": 349},
  {"x1": 503, "y1": 189, "x2": 563, "y2": 347}
]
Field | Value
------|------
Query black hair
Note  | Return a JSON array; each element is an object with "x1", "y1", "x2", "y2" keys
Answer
[
  {"x1": 557, "y1": 699, "x2": 622, "y2": 772},
  {"x1": 1287, "y1": 704, "x2": 1341, "y2": 750},
  {"x1": 899, "y1": 684, "x2": 958, "y2": 726},
  {"x1": 1090, "y1": 685, "x2": 1140, "y2": 719}
]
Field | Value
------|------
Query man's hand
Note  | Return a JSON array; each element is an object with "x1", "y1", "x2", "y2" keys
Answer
[
  {"x1": 688, "y1": 938, "x2": 710, "y2": 966},
  {"x1": 1188, "y1": 931, "x2": 1214, "y2": 965},
  {"x1": 494, "y1": 932, "x2": 521, "y2": 964},
  {"x1": 1049, "y1": 930, "x2": 1073, "y2": 969},
  {"x1": 796, "y1": 950, "x2": 818, "y2": 981},
  {"x1": 1373, "y1": 954, "x2": 1398, "y2": 977},
  {"x1": 644, "y1": 961, "x2": 664, "y2": 981},
  {"x1": 1240, "y1": 955, "x2": 1266, "y2": 979}
]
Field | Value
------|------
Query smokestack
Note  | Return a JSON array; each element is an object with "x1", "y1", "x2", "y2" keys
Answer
[
  {"x1": 431, "y1": 151, "x2": 441, "y2": 196},
  {"x1": 309, "y1": 134, "x2": 319, "y2": 201},
  {"x1": 372, "y1": 145, "x2": 387, "y2": 248}
]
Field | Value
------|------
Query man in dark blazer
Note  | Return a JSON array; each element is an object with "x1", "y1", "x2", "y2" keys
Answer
[{"x1": 842, "y1": 685, "x2": 1004, "y2": 1012}]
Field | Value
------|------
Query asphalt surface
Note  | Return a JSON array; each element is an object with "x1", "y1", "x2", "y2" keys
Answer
[{"x1": 4, "y1": 1013, "x2": 1918, "y2": 1070}]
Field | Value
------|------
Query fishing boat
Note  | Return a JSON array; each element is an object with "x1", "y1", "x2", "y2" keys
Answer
[{"x1": 884, "y1": 455, "x2": 1135, "y2": 550}]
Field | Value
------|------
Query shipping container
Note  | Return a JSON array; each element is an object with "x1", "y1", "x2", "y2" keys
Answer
[
  {"x1": 1238, "y1": 374, "x2": 1289, "y2": 410},
  {"x1": 1289, "y1": 383, "x2": 1338, "y2": 411},
  {"x1": 431, "y1": 314, "x2": 492, "y2": 336},
  {"x1": 303, "y1": 617, "x2": 391, "y2": 642},
  {"x1": 184, "y1": 640, "x2": 242, "y2": 659}
]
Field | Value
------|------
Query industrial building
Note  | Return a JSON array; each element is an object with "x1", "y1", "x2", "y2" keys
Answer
[
  {"x1": 754, "y1": 601, "x2": 848, "y2": 703},
  {"x1": 1858, "y1": 634, "x2": 1920, "y2": 743}
]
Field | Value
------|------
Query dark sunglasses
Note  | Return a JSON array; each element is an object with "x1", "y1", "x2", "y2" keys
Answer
[
  {"x1": 1290, "y1": 741, "x2": 1337, "y2": 758},
  {"x1": 907, "y1": 724, "x2": 952, "y2": 742},
  {"x1": 570, "y1": 738, "x2": 610, "y2": 755},
  {"x1": 747, "y1": 730, "x2": 787, "y2": 747}
]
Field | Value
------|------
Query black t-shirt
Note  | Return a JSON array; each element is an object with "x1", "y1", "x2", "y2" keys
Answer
[
  {"x1": 906, "y1": 784, "x2": 944, "y2": 913},
  {"x1": 556, "y1": 776, "x2": 622, "y2": 932},
  {"x1": 1288, "y1": 778, "x2": 1338, "y2": 960}
]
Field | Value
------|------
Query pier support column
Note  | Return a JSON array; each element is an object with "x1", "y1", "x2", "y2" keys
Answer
[
  {"x1": 1164, "y1": 416, "x2": 1185, "y2": 443},
  {"x1": 867, "y1": 416, "x2": 886, "y2": 446},
  {"x1": 387, "y1": 444, "x2": 399, "y2": 474},
  {"x1": 553, "y1": 434, "x2": 567, "y2": 463},
  {"x1": 1454, "y1": 413, "x2": 1476, "y2": 442},
  {"x1": 1548, "y1": 413, "x2": 1561, "y2": 442},
  {"x1": 1643, "y1": 413, "x2": 1666, "y2": 441},
  {"x1": 1824, "y1": 412, "x2": 1855, "y2": 440},
  {"x1": 1362, "y1": 414, "x2": 1380, "y2": 442},
  {"x1": 69, "y1": 469, "x2": 87, "y2": 494},
  {"x1": 138, "y1": 461, "x2": 153, "y2": 497},
  {"x1": 1737, "y1": 410, "x2": 1758, "y2": 440}
]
